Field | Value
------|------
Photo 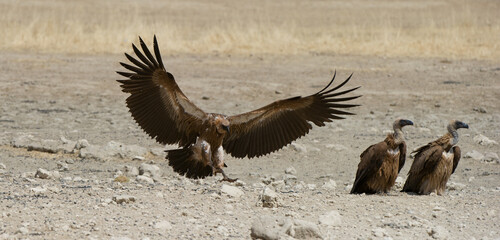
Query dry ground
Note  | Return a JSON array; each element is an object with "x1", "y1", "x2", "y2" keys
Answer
[{"x1": 0, "y1": 0, "x2": 500, "y2": 239}]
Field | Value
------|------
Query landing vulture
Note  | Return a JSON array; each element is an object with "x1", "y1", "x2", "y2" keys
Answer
[
  {"x1": 350, "y1": 119, "x2": 413, "y2": 194},
  {"x1": 402, "y1": 120, "x2": 468, "y2": 195},
  {"x1": 117, "y1": 36, "x2": 361, "y2": 181}
]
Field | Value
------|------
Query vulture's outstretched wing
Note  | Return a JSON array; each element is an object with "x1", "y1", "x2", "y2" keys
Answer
[
  {"x1": 451, "y1": 146, "x2": 461, "y2": 174},
  {"x1": 117, "y1": 36, "x2": 207, "y2": 146},
  {"x1": 223, "y1": 73, "x2": 360, "y2": 158}
]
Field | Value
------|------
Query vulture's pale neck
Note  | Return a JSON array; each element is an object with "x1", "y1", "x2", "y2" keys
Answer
[
  {"x1": 447, "y1": 124, "x2": 459, "y2": 146},
  {"x1": 392, "y1": 126, "x2": 405, "y2": 145}
]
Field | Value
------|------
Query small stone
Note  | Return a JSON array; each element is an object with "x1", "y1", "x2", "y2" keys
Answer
[
  {"x1": 395, "y1": 176, "x2": 405, "y2": 188},
  {"x1": 221, "y1": 184, "x2": 244, "y2": 198},
  {"x1": 153, "y1": 220, "x2": 172, "y2": 231},
  {"x1": 150, "y1": 148, "x2": 165, "y2": 156},
  {"x1": 136, "y1": 175, "x2": 154, "y2": 184},
  {"x1": 473, "y1": 107, "x2": 487, "y2": 113},
  {"x1": 139, "y1": 163, "x2": 161, "y2": 178},
  {"x1": 0, "y1": 163, "x2": 5, "y2": 169},
  {"x1": 75, "y1": 139, "x2": 90, "y2": 149},
  {"x1": 114, "y1": 175, "x2": 129, "y2": 183},
  {"x1": 473, "y1": 134, "x2": 498, "y2": 146},
  {"x1": 465, "y1": 150, "x2": 484, "y2": 161},
  {"x1": 124, "y1": 166, "x2": 139, "y2": 177},
  {"x1": 113, "y1": 195, "x2": 136, "y2": 204},
  {"x1": 31, "y1": 186, "x2": 47, "y2": 194},
  {"x1": 428, "y1": 226, "x2": 449, "y2": 239},
  {"x1": 16, "y1": 227, "x2": 29, "y2": 235},
  {"x1": 285, "y1": 167, "x2": 297, "y2": 175},
  {"x1": 259, "y1": 187, "x2": 280, "y2": 208},
  {"x1": 35, "y1": 168, "x2": 52, "y2": 179},
  {"x1": 290, "y1": 143, "x2": 307, "y2": 153},
  {"x1": 447, "y1": 182, "x2": 466, "y2": 191},
  {"x1": 287, "y1": 219, "x2": 323, "y2": 239},
  {"x1": 65, "y1": 159, "x2": 75, "y2": 164},
  {"x1": 51, "y1": 171, "x2": 61, "y2": 179},
  {"x1": 372, "y1": 227, "x2": 386, "y2": 237},
  {"x1": 57, "y1": 161, "x2": 69, "y2": 171},
  {"x1": 133, "y1": 156, "x2": 145, "y2": 161},
  {"x1": 318, "y1": 210, "x2": 342, "y2": 226},
  {"x1": 483, "y1": 152, "x2": 499, "y2": 163},
  {"x1": 250, "y1": 215, "x2": 282, "y2": 240}
]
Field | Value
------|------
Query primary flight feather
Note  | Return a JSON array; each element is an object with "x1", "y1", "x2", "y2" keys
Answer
[{"x1": 117, "y1": 36, "x2": 361, "y2": 181}]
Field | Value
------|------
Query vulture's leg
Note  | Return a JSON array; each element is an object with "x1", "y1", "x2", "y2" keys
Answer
[{"x1": 217, "y1": 168, "x2": 238, "y2": 182}]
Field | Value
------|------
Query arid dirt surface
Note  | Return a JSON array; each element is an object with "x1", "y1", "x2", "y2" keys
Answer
[{"x1": 0, "y1": 50, "x2": 499, "y2": 239}]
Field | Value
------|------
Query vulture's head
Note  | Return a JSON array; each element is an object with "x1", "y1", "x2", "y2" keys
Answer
[
  {"x1": 449, "y1": 120, "x2": 469, "y2": 131},
  {"x1": 215, "y1": 116, "x2": 230, "y2": 135},
  {"x1": 393, "y1": 119, "x2": 414, "y2": 130}
]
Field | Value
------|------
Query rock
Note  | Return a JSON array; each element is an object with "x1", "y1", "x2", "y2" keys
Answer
[
  {"x1": 153, "y1": 220, "x2": 172, "y2": 231},
  {"x1": 259, "y1": 187, "x2": 280, "y2": 208},
  {"x1": 395, "y1": 176, "x2": 405, "y2": 188},
  {"x1": 136, "y1": 175, "x2": 154, "y2": 184},
  {"x1": 75, "y1": 139, "x2": 90, "y2": 149},
  {"x1": 447, "y1": 182, "x2": 466, "y2": 191},
  {"x1": 31, "y1": 186, "x2": 47, "y2": 194},
  {"x1": 59, "y1": 136, "x2": 77, "y2": 153},
  {"x1": 322, "y1": 180, "x2": 337, "y2": 190},
  {"x1": 35, "y1": 168, "x2": 52, "y2": 179},
  {"x1": 483, "y1": 152, "x2": 499, "y2": 163},
  {"x1": 113, "y1": 195, "x2": 136, "y2": 204},
  {"x1": 465, "y1": 150, "x2": 484, "y2": 161},
  {"x1": 287, "y1": 219, "x2": 323, "y2": 239},
  {"x1": 57, "y1": 161, "x2": 69, "y2": 171},
  {"x1": 51, "y1": 171, "x2": 61, "y2": 179},
  {"x1": 472, "y1": 107, "x2": 487, "y2": 113},
  {"x1": 318, "y1": 210, "x2": 342, "y2": 226},
  {"x1": 150, "y1": 147, "x2": 165, "y2": 156},
  {"x1": 221, "y1": 184, "x2": 244, "y2": 198},
  {"x1": 16, "y1": 227, "x2": 29, "y2": 235},
  {"x1": 139, "y1": 163, "x2": 161, "y2": 178},
  {"x1": 124, "y1": 166, "x2": 139, "y2": 177},
  {"x1": 325, "y1": 144, "x2": 348, "y2": 151},
  {"x1": 473, "y1": 134, "x2": 498, "y2": 146},
  {"x1": 0, "y1": 163, "x2": 5, "y2": 169},
  {"x1": 428, "y1": 226, "x2": 449, "y2": 239},
  {"x1": 285, "y1": 167, "x2": 297, "y2": 175},
  {"x1": 114, "y1": 176, "x2": 129, "y2": 183},
  {"x1": 250, "y1": 215, "x2": 282, "y2": 240},
  {"x1": 290, "y1": 143, "x2": 307, "y2": 153},
  {"x1": 132, "y1": 156, "x2": 145, "y2": 161}
]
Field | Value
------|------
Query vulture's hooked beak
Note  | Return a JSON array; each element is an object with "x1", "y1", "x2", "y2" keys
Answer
[
  {"x1": 456, "y1": 121, "x2": 469, "y2": 129},
  {"x1": 400, "y1": 119, "x2": 414, "y2": 127},
  {"x1": 222, "y1": 125, "x2": 230, "y2": 134}
]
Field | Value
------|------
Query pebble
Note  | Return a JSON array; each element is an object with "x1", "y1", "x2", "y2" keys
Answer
[
  {"x1": 372, "y1": 227, "x2": 387, "y2": 237},
  {"x1": 287, "y1": 219, "x2": 323, "y2": 239},
  {"x1": 0, "y1": 163, "x2": 5, "y2": 169},
  {"x1": 124, "y1": 166, "x2": 139, "y2": 177},
  {"x1": 139, "y1": 163, "x2": 161, "y2": 178},
  {"x1": 483, "y1": 152, "x2": 499, "y2": 163},
  {"x1": 113, "y1": 195, "x2": 136, "y2": 204},
  {"x1": 285, "y1": 167, "x2": 297, "y2": 175},
  {"x1": 75, "y1": 139, "x2": 90, "y2": 149},
  {"x1": 30, "y1": 186, "x2": 47, "y2": 194},
  {"x1": 447, "y1": 182, "x2": 466, "y2": 191},
  {"x1": 465, "y1": 150, "x2": 484, "y2": 161},
  {"x1": 428, "y1": 226, "x2": 449, "y2": 239},
  {"x1": 290, "y1": 143, "x2": 307, "y2": 153},
  {"x1": 136, "y1": 175, "x2": 154, "y2": 184},
  {"x1": 57, "y1": 161, "x2": 69, "y2": 171},
  {"x1": 322, "y1": 180, "x2": 337, "y2": 190},
  {"x1": 259, "y1": 187, "x2": 280, "y2": 208},
  {"x1": 318, "y1": 210, "x2": 342, "y2": 226},
  {"x1": 473, "y1": 134, "x2": 498, "y2": 146},
  {"x1": 35, "y1": 168, "x2": 52, "y2": 179},
  {"x1": 153, "y1": 220, "x2": 172, "y2": 231},
  {"x1": 221, "y1": 184, "x2": 244, "y2": 198}
]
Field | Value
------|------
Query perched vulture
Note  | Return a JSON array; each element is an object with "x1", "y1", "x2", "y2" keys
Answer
[
  {"x1": 350, "y1": 119, "x2": 413, "y2": 194},
  {"x1": 402, "y1": 120, "x2": 469, "y2": 195},
  {"x1": 116, "y1": 36, "x2": 361, "y2": 181}
]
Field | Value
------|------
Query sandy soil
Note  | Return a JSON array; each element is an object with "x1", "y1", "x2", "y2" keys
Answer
[{"x1": 0, "y1": 51, "x2": 499, "y2": 239}]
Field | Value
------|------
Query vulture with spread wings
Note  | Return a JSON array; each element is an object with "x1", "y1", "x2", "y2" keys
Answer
[{"x1": 117, "y1": 36, "x2": 361, "y2": 181}]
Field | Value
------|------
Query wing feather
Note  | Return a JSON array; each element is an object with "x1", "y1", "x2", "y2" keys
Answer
[
  {"x1": 223, "y1": 73, "x2": 360, "y2": 158},
  {"x1": 398, "y1": 142, "x2": 407, "y2": 173},
  {"x1": 452, "y1": 146, "x2": 461, "y2": 174},
  {"x1": 350, "y1": 142, "x2": 386, "y2": 194},
  {"x1": 117, "y1": 36, "x2": 207, "y2": 146}
]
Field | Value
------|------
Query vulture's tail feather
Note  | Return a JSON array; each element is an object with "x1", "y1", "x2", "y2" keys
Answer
[{"x1": 166, "y1": 148, "x2": 213, "y2": 179}]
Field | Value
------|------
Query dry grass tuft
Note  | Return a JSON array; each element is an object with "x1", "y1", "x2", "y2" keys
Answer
[{"x1": 1, "y1": 0, "x2": 499, "y2": 59}]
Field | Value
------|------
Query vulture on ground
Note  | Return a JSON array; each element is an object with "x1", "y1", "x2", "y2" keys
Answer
[
  {"x1": 350, "y1": 119, "x2": 413, "y2": 194},
  {"x1": 402, "y1": 120, "x2": 468, "y2": 195},
  {"x1": 117, "y1": 36, "x2": 361, "y2": 181}
]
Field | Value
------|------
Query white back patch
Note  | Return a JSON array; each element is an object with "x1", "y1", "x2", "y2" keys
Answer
[
  {"x1": 387, "y1": 148, "x2": 400, "y2": 156},
  {"x1": 442, "y1": 151, "x2": 453, "y2": 159}
]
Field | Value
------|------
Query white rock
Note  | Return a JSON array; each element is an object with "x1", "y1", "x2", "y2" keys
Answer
[
  {"x1": 0, "y1": 163, "x2": 6, "y2": 169},
  {"x1": 133, "y1": 156, "x2": 145, "y2": 161},
  {"x1": 291, "y1": 143, "x2": 307, "y2": 153},
  {"x1": 447, "y1": 182, "x2": 466, "y2": 191},
  {"x1": 428, "y1": 226, "x2": 449, "y2": 239},
  {"x1": 57, "y1": 161, "x2": 69, "y2": 171},
  {"x1": 250, "y1": 215, "x2": 283, "y2": 240},
  {"x1": 30, "y1": 186, "x2": 47, "y2": 194},
  {"x1": 136, "y1": 175, "x2": 154, "y2": 184},
  {"x1": 322, "y1": 180, "x2": 337, "y2": 190},
  {"x1": 75, "y1": 139, "x2": 90, "y2": 149},
  {"x1": 150, "y1": 147, "x2": 165, "y2": 156},
  {"x1": 372, "y1": 227, "x2": 387, "y2": 237},
  {"x1": 473, "y1": 134, "x2": 498, "y2": 146},
  {"x1": 325, "y1": 144, "x2": 348, "y2": 151},
  {"x1": 51, "y1": 171, "x2": 61, "y2": 179},
  {"x1": 139, "y1": 163, "x2": 161, "y2": 178},
  {"x1": 153, "y1": 220, "x2": 172, "y2": 231},
  {"x1": 16, "y1": 227, "x2": 29, "y2": 235},
  {"x1": 395, "y1": 176, "x2": 405, "y2": 188},
  {"x1": 483, "y1": 152, "x2": 499, "y2": 163},
  {"x1": 221, "y1": 184, "x2": 244, "y2": 198},
  {"x1": 35, "y1": 168, "x2": 52, "y2": 179},
  {"x1": 318, "y1": 210, "x2": 342, "y2": 226},
  {"x1": 465, "y1": 150, "x2": 484, "y2": 161},
  {"x1": 287, "y1": 219, "x2": 323, "y2": 239},
  {"x1": 124, "y1": 166, "x2": 139, "y2": 177},
  {"x1": 259, "y1": 187, "x2": 280, "y2": 208},
  {"x1": 113, "y1": 195, "x2": 136, "y2": 204},
  {"x1": 285, "y1": 167, "x2": 297, "y2": 175}
]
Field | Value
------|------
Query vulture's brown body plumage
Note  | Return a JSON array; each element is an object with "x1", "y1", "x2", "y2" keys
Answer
[
  {"x1": 402, "y1": 120, "x2": 468, "y2": 195},
  {"x1": 351, "y1": 119, "x2": 413, "y2": 194},
  {"x1": 117, "y1": 36, "x2": 361, "y2": 180}
]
